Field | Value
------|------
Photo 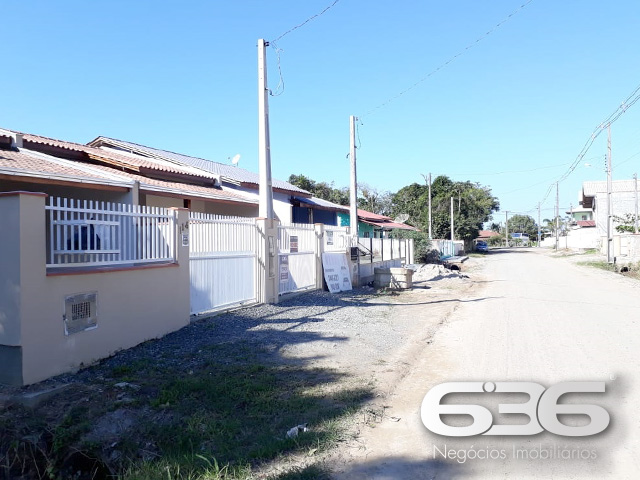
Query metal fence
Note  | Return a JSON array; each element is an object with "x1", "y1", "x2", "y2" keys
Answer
[
  {"x1": 357, "y1": 236, "x2": 412, "y2": 264},
  {"x1": 189, "y1": 212, "x2": 258, "y2": 315},
  {"x1": 46, "y1": 197, "x2": 176, "y2": 268},
  {"x1": 278, "y1": 223, "x2": 317, "y2": 295},
  {"x1": 323, "y1": 225, "x2": 349, "y2": 252}
]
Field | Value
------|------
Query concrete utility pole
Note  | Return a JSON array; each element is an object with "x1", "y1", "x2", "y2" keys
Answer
[
  {"x1": 634, "y1": 173, "x2": 638, "y2": 235},
  {"x1": 537, "y1": 202, "x2": 541, "y2": 247},
  {"x1": 606, "y1": 125, "x2": 613, "y2": 263},
  {"x1": 349, "y1": 115, "x2": 360, "y2": 284},
  {"x1": 555, "y1": 182, "x2": 559, "y2": 251},
  {"x1": 450, "y1": 197, "x2": 455, "y2": 242},
  {"x1": 428, "y1": 173, "x2": 432, "y2": 239},
  {"x1": 420, "y1": 173, "x2": 433, "y2": 239},
  {"x1": 505, "y1": 211, "x2": 509, "y2": 247},
  {"x1": 257, "y1": 39, "x2": 274, "y2": 219},
  {"x1": 349, "y1": 116, "x2": 358, "y2": 241}
]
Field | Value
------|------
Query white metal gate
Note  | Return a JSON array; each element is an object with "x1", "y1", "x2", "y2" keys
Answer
[
  {"x1": 278, "y1": 223, "x2": 317, "y2": 295},
  {"x1": 189, "y1": 213, "x2": 258, "y2": 315}
]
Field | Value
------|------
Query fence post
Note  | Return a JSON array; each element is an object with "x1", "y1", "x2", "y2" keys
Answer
[
  {"x1": 256, "y1": 218, "x2": 279, "y2": 304},
  {"x1": 314, "y1": 223, "x2": 325, "y2": 290}
]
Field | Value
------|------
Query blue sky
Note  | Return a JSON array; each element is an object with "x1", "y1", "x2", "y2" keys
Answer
[{"x1": 3, "y1": 0, "x2": 640, "y2": 222}]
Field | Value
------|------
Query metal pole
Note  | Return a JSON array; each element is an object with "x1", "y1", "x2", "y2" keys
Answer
[
  {"x1": 607, "y1": 125, "x2": 613, "y2": 263},
  {"x1": 634, "y1": 173, "x2": 638, "y2": 235},
  {"x1": 537, "y1": 202, "x2": 541, "y2": 247},
  {"x1": 257, "y1": 39, "x2": 274, "y2": 219},
  {"x1": 450, "y1": 196, "x2": 454, "y2": 242}
]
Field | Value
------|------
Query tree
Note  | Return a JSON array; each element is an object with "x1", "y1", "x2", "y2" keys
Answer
[
  {"x1": 390, "y1": 183, "x2": 429, "y2": 228},
  {"x1": 429, "y1": 176, "x2": 500, "y2": 242},
  {"x1": 357, "y1": 183, "x2": 393, "y2": 216},
  {"x1": 288, "y1": 174, "x2": 349, "y2": 206},
  {"x1": 507, "y1": 214, "x2": 538, "y2": 240},
  {"x1": 614, "y1": 213, "x2": 638, "y2": 233}
]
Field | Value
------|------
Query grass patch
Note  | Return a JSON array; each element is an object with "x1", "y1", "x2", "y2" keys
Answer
[
  {"x1": 1, "y1": 342, "x2": 372, "y2": 480},
  {"x1": 577, "y1": 261, "x2": 617, "y2": 271}
]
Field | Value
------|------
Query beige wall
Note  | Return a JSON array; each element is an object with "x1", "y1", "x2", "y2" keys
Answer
[
  {"x1": 0, "y1": 179, "x2": 132, "y2": 204},
  {"x1": 0, "y1": 192, "x2": 190, "y2": 386},
  {"x1": 144, "y1": 193, "x2": 183, "y2": 209}
]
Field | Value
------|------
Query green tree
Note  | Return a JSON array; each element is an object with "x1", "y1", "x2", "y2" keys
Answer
[
  {"x1": 507, "y1": 214, "x2": 538, "y2": 240},
  {"x1": 429, "y1": 176, "x2": 500, "y2": 241},
  {"x1": 390, "y1": 183, "x2": 429, "y2": 228},
  {"x1": 288, "y1": 174, "x2": 349, "y2": 206},
  {"x1": 357, "y1": 183, "x2": 393, "y2": 215}
]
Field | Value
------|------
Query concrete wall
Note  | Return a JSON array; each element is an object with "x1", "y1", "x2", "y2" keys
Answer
[
  {"x1": 594, "y1": 191, "x2": 637, "y2": 236},
  {"x1": 0, "y1": 192, "x2": 190, "y2": 386},
  {"x1": 562, "y1": 228, "x2": 599, "y2": 249}
]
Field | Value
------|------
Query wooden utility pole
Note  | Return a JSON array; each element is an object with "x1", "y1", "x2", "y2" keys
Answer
[
  {"x1": 634, "y1": 173, "x2": 638, "y2": 235},
  {"x1": 606, "y1": 125, "x2": 613, "y2": 263},
  {"x1": 450, "y1": 197, "x2": 454, "y2": 242},
  {"x1": 257, "y1": 39, "x2": 274, "y2": 219}
]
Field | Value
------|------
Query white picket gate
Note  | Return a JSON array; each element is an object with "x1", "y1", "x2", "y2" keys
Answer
[
  {"x1": 189, "y1": 213, "x2": 258, "y2": 315},
  {"x1": 278, "y1": 223, "x2": 317, "y2": 295}
]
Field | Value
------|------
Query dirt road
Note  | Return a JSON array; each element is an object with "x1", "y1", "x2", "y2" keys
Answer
[{"x1": 332, "y1": 249, "x2": 640, "y2": 479}]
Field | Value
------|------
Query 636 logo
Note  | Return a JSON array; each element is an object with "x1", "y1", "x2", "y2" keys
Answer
[{"x1": 421, "y1": 382, "x2": 610, "y2": 437}]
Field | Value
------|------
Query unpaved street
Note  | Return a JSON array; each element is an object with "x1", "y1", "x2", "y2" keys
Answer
[{"x1": 332, "y1": 249, "x2": 640, "y2": 479}]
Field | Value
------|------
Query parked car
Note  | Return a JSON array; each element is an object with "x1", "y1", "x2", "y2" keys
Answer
[{"x1": 475, "y1": 241, "x2": 489, "y2": 252}]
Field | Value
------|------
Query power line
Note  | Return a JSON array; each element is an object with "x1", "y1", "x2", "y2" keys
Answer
[
  {"x1": 268, "y1": 0, "x2": 342, "y2": 97},
  {"x1": 361, "y1": 0, "x2": 535, "y2": 118},
  {"x1": 532, "y1": 80, "x2": 640, "y2": 211},
  {"x1": 271, "y1": 0, "x2": 341, "y2": 44}
]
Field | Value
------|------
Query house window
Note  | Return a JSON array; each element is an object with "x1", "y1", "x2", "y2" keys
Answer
[{"x1": 363, "y1": 232, "x2": 370, "y2": 238}]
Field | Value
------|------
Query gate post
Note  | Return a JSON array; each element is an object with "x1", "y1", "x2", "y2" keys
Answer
[
  {"x1": 256, "y1": 218, "x2": 279, "y2": 305},
  {"x1": 314, "y1": 223, "x2": 325, "y2": 290}
]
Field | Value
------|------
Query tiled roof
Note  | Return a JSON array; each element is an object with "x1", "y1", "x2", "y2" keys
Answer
[
  {"x1": 478, "y1": 230, "x2": 501, "y2": 237},
  {"x1": 88, "y1": 136, "x2": 311, "y2": 195},
  {"x1": 86, "y1": 163, "x2": 256, "y2": 204},
  {"x1": 17, "y1": 131, "x2": 219, "y2": 181},
  {"x1": 577, "y1": 220, "x2": 596, "y2": 227},
  {"x1": 0, "y1": 148, "x2": 257, "y2": 205},
  {"x1": 0, "y1": 148, "x2": 133, "y2": 186},
  {"x1": 357, "y1": 209, "x2": 392, "y2": 221},
  {"x1": 360, "y1": 218, "x2": 419, "y2": 231}
]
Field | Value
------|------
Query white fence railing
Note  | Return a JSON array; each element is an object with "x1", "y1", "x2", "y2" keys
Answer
[
  {"x1": 358, "y1": 237, "x2": 411, "y2": 264},
  {"x1": 433, "y1": 239, "x2": 455, "y2": 257},
  {"x1": 324, "y1": 225, "x2": 349, "y2": 252},
  {"x1": 46, "y1": 197, "x2": 176, "y2": 268},
  {"x1": 278, "y1": 223, "x2": 317, "y2": 295},
  {"x1": 189, "y1": 213, "x2": 258, "y2": 314}
]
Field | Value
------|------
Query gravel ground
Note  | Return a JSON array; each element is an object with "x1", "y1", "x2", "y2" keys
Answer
[{"x1": 1, "y1": 261, "x2": 476, "y2": 398}]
